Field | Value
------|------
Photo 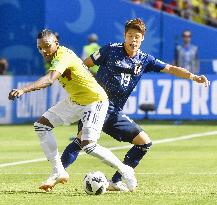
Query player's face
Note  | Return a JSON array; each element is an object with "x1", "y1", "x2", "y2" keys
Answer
[
  {"x1": 124, "y1": 29, "x2": 144, "y2": 54},
  {"x1": 37, "y1": 36, "x2": 59, "y2": 62}
]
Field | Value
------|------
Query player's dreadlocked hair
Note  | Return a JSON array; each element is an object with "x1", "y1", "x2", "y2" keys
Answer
[
  {"x1": 125, "y1": 18, "x2": 146, "y2": 35},
  {"x1": 37, "y1": 29, "x2": 59, "y2": 40}
]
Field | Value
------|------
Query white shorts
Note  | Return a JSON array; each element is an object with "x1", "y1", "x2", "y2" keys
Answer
[{"x1": 42, "y1": 98, "x2": 109, "y2": 142}]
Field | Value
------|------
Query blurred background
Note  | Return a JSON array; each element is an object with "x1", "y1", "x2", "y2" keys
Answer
[{"x1": 0, "y1": 0, "x2": 217, "y2": 124}]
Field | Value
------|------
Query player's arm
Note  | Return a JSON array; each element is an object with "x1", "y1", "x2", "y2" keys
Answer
[
  {"x1": 83, "y1": 45, "x2": 109, "y2": 76},
  {"x1": 8, "y1": 70, "x2": 61, "y2": 100},
  {"x1": 85, "y1": 44, "x2": 109, "y2": 68},
  {"x1": 161, "y1": 64, "x2": 210, "y2": 87}
]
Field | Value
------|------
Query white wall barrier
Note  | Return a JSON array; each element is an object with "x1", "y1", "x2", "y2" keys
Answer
[{"x1": 0, "y1": 74, "x2": 216, "y2": 124}]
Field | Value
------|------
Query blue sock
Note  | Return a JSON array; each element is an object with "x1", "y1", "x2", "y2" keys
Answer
[
  {"x1": 61, "y1": 138, "x2": 82, "y2": 169},
  {"x1": 112, "y1": 142, "x2": 152, "y2": 183}
]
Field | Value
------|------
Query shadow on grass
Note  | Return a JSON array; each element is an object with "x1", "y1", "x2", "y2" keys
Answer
[
  {"x1": 0, "y1": 189, "x2": 130, "y2": 197},
  {"x1": 0, "y1": 190, "x2": 64, "y2": 195}
]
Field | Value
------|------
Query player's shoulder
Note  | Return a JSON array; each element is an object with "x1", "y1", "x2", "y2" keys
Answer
[
  {"x1": 58, "y1": 46, "x2": 75, "y2": 55},
  {"x1": 138, "y1": 50, "x2": 161, "y2": 64},
  {"x1": 56, "y1": 46, "x2": 77, "y2": 60},
  {"x1": 137, "y1": 49, "x2": 149, "y2": 60},
  {"x1": 52, "y1": 46, "x2": 77, "y2": 66}
]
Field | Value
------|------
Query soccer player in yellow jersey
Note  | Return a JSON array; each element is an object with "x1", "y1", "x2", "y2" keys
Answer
[{"x1": 8, "y1": 29, "x2": 137, "y2": 192}]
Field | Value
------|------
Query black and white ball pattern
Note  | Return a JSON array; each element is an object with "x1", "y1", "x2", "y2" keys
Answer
[{"x1": 83, "y1": 171, "x2": 108, "y2": 195}]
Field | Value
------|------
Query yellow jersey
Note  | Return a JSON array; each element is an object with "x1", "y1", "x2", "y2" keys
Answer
[{"x1": 48, "y1": 46, "x2": 107, "y2": 105}]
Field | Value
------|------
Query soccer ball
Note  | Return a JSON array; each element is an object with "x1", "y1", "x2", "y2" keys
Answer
[{"x1": 83, "y1": 171, "x2": 109, "y2": 195}]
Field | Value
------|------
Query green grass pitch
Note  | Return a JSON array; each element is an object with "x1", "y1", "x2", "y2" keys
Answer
[{"x1": 0, "y1": 121, "x2": 217, "y2": 205}]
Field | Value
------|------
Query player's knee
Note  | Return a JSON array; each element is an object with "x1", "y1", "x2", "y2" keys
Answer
[
  {"x1": 33, "y1": 122, "x2": 53, "y2": 139},
  {"x1": 81, "y1": 127, "x2": 100, "y2": 147},
  {"x1": 132, "y1": 131, "x2": 151, "y2": 145},
  {"x1": 82, "y1": 142, "x2": 97, "y2": 154},
  {"x1": 37, "y1": 116, "x2": 54, "y2": 128},
  {"x1": 81, "y1": 140, "x2": 92, "y2": 148}
]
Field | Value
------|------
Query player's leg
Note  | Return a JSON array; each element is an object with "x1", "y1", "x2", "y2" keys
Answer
[
  {"x1": 80, "y1": 101, "x2": 137, "y2": 191},
  {"x1": 103, "y1": 112, "x2": 152, "y2": 190},
  {"x1": 124, "y1": 131, "x2": 152, "y2": 169},
  {"x1": 61, "y1": 103, "x2": 109, "y2": 168},
  {"x1": 34, "y1": 116, "x2": 69, "y2": 192},
  {"x1": 61, "y1": 103, "x2": 116, "y2": 169},
  {"x1": 111, "y1": 131, "x2": 152, "y2": 184},
  {"x1": 61, "y1": 122, "x2": 83, "y2": 169},
  {"x1": 34, "y1": 98, "x2": 79, "y2": 191}
]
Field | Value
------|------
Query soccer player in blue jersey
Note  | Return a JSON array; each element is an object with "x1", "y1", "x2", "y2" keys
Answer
[{"x1": 61, "y1": 18, "x2": 209, "y2": 191}]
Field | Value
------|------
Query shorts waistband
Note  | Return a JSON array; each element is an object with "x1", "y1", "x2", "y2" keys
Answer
[{"x1": 69, "y1": 98, "x2": 107, "y2": 106}]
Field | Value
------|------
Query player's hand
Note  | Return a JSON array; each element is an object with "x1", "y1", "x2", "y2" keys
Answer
[
  {"x1": 8, "y1": 89, "x2": 24, "y2": 100},
  {"x1": 193, "y1": 75, "x2": 210, "y2": 87}
]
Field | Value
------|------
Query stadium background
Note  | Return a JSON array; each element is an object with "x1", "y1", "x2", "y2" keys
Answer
[
  {"x1": 1, "y1": 1, "x2": 217, "y2": 204},
  {"x1": 0, "y1": 0, "x2": 217, "y2": 123}
]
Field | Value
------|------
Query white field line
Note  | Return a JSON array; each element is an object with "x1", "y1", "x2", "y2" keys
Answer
[{"x1": 0, "y1": 130, "x2": 217, "y2": 168}]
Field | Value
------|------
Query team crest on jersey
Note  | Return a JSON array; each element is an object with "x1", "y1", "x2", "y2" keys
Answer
[{"x1": 134, "y1": 63, "x2": 142, "y2": 75}]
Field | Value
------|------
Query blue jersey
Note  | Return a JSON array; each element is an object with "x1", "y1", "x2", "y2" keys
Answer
[{"x1": 91, "y1": 43, "x2": 166, "y2": 109}]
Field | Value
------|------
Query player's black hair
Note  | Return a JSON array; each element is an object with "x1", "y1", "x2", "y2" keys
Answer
[
  {"x1": 125, "y1": 18, "x2": 146, "y2": 35},
  {"x1": 37, "y1": 29, "x2": 59, "y2": 40}
]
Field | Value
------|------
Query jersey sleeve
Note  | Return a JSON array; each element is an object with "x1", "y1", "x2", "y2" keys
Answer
[
  {"x1": 145, "y1": 54, "x2": 167, "y2": 73},
  {"x1": 90, "y1": 44, "x2": 110, "y2": 66},
  {"x1": 49, "y1": 54, "x2": 71, "y2": 74}
]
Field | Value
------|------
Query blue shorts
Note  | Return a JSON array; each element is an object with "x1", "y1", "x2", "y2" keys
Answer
[{"x1": 78, "y1": 104, "x2": 143, "y2": 143}]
